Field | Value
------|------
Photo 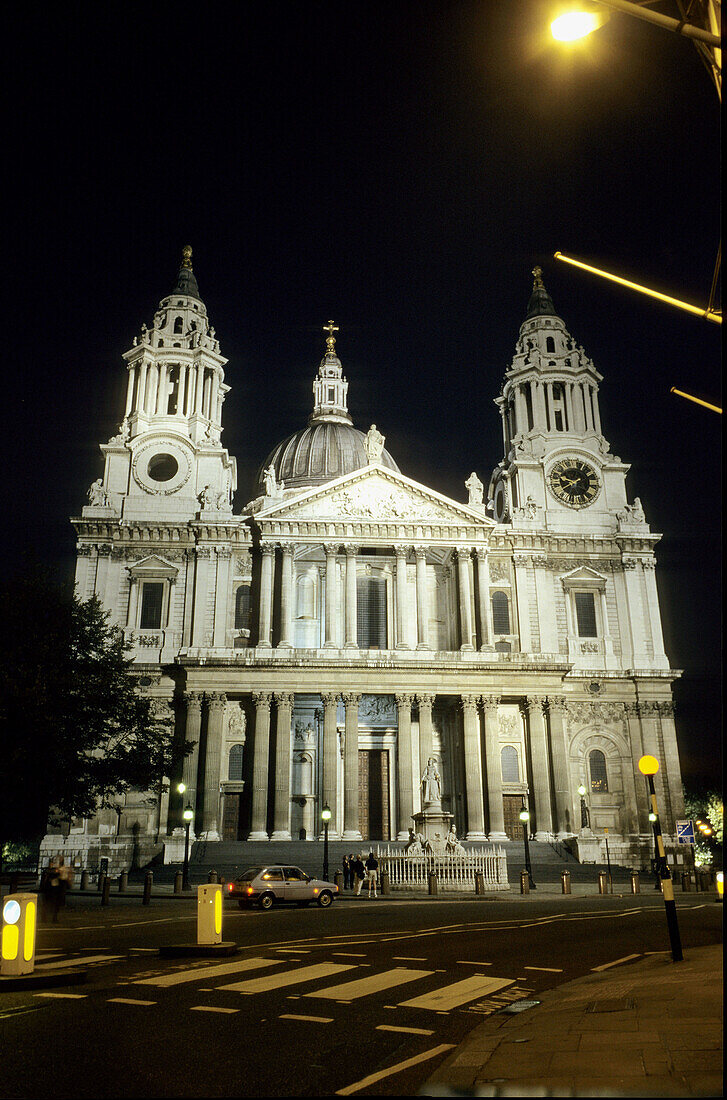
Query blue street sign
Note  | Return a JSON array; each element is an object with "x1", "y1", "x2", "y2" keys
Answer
[{"x1": 676, "y1": 819, "x2": 695, "y2": 845}]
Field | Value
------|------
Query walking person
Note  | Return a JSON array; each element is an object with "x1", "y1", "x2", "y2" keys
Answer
[
  {"x1": 365, "y1": 850, "x2": 379, "y2": 898},
  {"x1": 353, "y1": 854, "x2": 366, "y2": 896}
]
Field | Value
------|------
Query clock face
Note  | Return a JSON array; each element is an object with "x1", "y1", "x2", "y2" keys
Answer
[{"x1": 548, "y1": 458, "x2": 600, "y2": 509}]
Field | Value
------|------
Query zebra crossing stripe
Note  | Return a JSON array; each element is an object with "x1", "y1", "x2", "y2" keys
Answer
[
  {"x1": 305, "y1": 968, "x2": 433, "y2": 1002},
  {"x1": 219, "y1": 962, "x2": 356, "y2": 994},
  {"x1": 37, "y1": 955, "x2": 123, "y2": 970},
  {"x1": 399, "y1": 974, "x2": 514, "y2": 1011},
  {"x1": 134, "y1": 957, "x2": 279, "y2": 988}
]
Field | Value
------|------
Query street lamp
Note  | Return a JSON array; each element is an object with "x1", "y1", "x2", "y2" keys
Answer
[
  {"x1": 519, "y1": 801, "x2": 536, "y2": 890},
  {"x1": 577, "y1": 784, "x2": 591, "y2": 831},
  {"x1": 182, "y1": 804, "x2": 194, "y2": 891},
  {"x1": 321, "y1": 803, "x2": 332, "y2": 883},
  {"x1": 638, "y1": 754, "x2": 683, "y2": 962}
]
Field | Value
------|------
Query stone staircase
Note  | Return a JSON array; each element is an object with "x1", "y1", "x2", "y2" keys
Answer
[{"x1": 135, "y1": 836, "x2": 635, "y2": 887}]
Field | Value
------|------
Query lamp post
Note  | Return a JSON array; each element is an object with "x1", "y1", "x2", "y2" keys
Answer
[
  {"x1": 577, "y1": 784, "x2": 591, "y2": 831},
  {"x1": 321, "y1": 802, "x2": 331, "y2": 883},
  {"x1": 182, "y1": 804, "x2": 194, "y2": 892},
  {"x1": 519, "y1": 801, "x2": 536, "y2": 890},
  {"x1": 639, "y1": 755, "x2": 683, "y2": 962}
]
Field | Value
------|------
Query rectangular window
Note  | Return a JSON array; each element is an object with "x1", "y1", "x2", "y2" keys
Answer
[
  {"x1": 574, "y1": 591, "x2": 597, "y2": 637},
  {"x1": 357, "y1": 576, "x2": 387, "y2": 648},
  {"x1": 140, "y1": 582, "x2": 164, "y2": 629}
]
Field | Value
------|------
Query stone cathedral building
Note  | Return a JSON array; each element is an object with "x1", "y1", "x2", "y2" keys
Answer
[{"x1": 49, "y1": 248, "x2": 686, "y2": 871}]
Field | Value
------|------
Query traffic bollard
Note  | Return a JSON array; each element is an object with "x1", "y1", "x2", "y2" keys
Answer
[
  {"x1": 208, "y1": 870, "x2": 218, "y2": 884},
  {"x1": 520, "y1": 869, "x2": 529, "y2": 895},
  {"x1": 334, "y1": 871, "x2": 343, "y2": 892},
  {"x1": 630, "y1": 871, "x2": 640, "y2": 894},
  {"x1": 681, "y1": 871, "x2": 691, "y2": 891},
  {"x1": 101, "y1": 877, "x2": 111, "y2": 906},
  {"x1": 474, "y1": 871, "x2": 485, "y2": 895},
  {"x1": 428, "y1": 872, "x2": 438, "y2": 896},
  {"x1": 561, "y1": 870, "x2": 571, "y2": 895},
  {"x1": 716, "y1": 871, "x2": 724, "y2": 903},
  {"x1": 598, "y1": 870, "x2": 608, "y2": 894},
  {"x1": 174, "y1": 870, "x2": 183, "y2": 894},
  {"x1": 1, "y1": 895, "x2": 37, "y2": 976},
  {"x1": 118, "y1": 870, "x2": 128, "y2": 893},
  {"x1": 380, "y1": 870, "x2": 390, "y2": 895},
  {"x1": 97, "y1": 871, "x2": 106, "y2": 894},
  {"x1": 142, "y1": 871, "x2": 153, "y2": 905},
  {"x1": 80, "y1": 870, "x2": 90, "y2": 891}
]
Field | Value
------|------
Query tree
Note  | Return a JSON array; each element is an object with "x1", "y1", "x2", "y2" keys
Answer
[
  {"x1": 684, "y1": 786, "x2": 723, "y2": 868},
  {"x1": 0, "y1": 568, "x2": 181, "y2": 870}
]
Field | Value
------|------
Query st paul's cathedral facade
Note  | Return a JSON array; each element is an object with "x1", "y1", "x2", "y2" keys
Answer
[{"x1": 46, "y1": 248, "x2": 686, "y2": 871}]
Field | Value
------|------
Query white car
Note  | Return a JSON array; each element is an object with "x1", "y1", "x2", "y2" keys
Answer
[{"x1": 227, "y1": 865, "x2": 339, "y2": 910}]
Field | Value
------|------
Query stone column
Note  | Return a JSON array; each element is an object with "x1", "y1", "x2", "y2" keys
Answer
[
  {"x1": 474, "y1": 549, "x2": 491, "y2": 650},
  {"x1": 592, "y1": 385, "x2": 602, "y2": 433},
  {"x1": 248, "y1": 692, "x2": 272, "y2": 840},
  {"x1": 343, "y1": 545, "x2": 358, "y2": 649},
  {"x1": 395, "y1": 547, "x2": 410, "y2": 649},
  {"x1": 396, "y1": 694, "x2": 414, "y2": 839},
  {"x1": 481, "y1": 695, "x2": 506, "y2": 840},
  {"x1": 642, "y1": 559, "x2": 669, "y2": 667},
  {"x1": 194, "y1": 364, "x2": 205, "y2": 415},
  {"x1": 563, "y1": 382, "x2": 574, "y2": 432},
  {"x1": 512, "y1": 554, "x2": 531, "y2": 653},
  {"x1": 323, "y1": 545, "x2": 338, "y2": 648},
  {"x1": 127, "y1": 575, "x2": 140, "y2": 629},
  {"x1": 181, "y1": 692, "x2": 202, "y2": 831},
  {"x1": 341, "y1": 692, "x2": 362, "y2": 840},
  {"x1": 456, "y1": 548, "x2": 475, "y2": 651},
  {"x1": 625, "y1": 702, "x2": 651, "y2": 835},
  {"x1": 191, "y1": 547, "x2": 211, "y2": 646},
  {"x1": 524, "y1": 697, "x2": 553, "y2": 839},
  {"x1": 212, "y1": 548, "x2": 232, "y2": 647},
  {"x1": 546, "y1": 698, "x2": 572, "y2": 837},
  {"x1": 258, "y1": 543, "x2": 274, "y2": 647},
  {"x1": 416, "y1": 694, "x2": 435, "y2": 784},
  {"x1": 278, "y1": 543, "x2": 294, "y2": 648},
  {"x1": 533, "y1": 555, "x2": 558, "y2": 654},
  {"x1": 201, "y1": 692, "x2": 226, "y2": 839},
  {"x1": 414, "y1": 547, "x2": 430, "y2": 649},
  {"x1": 124, "y1": 366, "x2": 135, "y2": 416},
  {"x1": 461, "y1": 695, "x2": 486, "y2": 839},
  {"x1": 271, "y1": 692, "x2": 294, "y2": 840},
  {"x1": 321, "y1": 692, "x2": 339, "y2": 835},
  {"x1": 658, "y1": 701, "x2": 685, "y2": 825}
]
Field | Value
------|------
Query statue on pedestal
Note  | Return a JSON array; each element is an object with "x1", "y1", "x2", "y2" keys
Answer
[
  {"x1": 364, "y1": 424, "x2": 385, "y2": 463},
  {"x1": 421, "y1": 757, "x2": 442, "y2": 807},
  {"x1": 465, "y1": 471, "x2": 484, "y2": 507}
]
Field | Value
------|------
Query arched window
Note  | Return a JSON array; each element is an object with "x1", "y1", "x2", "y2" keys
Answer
[
  {"x1": 173, "y1": 316, "x2": 184, "y2": 334},
  {"x1": 589, "y1": 749, "x2": 608, "y2": 792},
  {"x1": 501, "y1": 745, "x2": 519, "y2": 783},
  {"x1": 546, "y1": 336, "x2": 555, "y2": 353},
  {"x1": 234, "y1": 584, "x2": 251, "y2": 630},
  {"x1": 491, "y1": 591, "x2": 510, "y2": 635},
  {"x1": 228, "y1": 744, "x2": 244, "y2": 781},
  {"x1": 296, "y1": 575, "x2": 316, "y2": 619}
]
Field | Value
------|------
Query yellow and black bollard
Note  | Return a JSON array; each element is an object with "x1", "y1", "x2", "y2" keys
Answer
[
  {"x1": 630, "y1": 871, "x2": 640, "y2": 894},
  {"x1": 639, "y1": 755, "x2": 683, "y2": 962}
]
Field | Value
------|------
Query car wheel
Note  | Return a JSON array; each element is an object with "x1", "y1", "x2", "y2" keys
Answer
[
  {"x1": 259, "y1": 893, "x2": 275, "y2": 910},
  {"x1": 317, "y1": 890, "x2": 333, "y2": 908}
]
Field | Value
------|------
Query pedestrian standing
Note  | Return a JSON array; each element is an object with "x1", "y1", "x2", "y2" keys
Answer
[
  {"x1": 353, "y1": 854, "x2": 366, "y2": 895},
  {"x1": 342, "y1": 854, "x2": 351, "y2": 890},
  {"x1": 365, "y1": 850, "x2": 379, "y2": 898}
]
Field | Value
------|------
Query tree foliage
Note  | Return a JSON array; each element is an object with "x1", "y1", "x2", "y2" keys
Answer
[{"x1": 0, "y1": 568, "x2": 179, "y2": 860}]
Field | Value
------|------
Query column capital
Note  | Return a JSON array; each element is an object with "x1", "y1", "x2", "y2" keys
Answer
[
  {"x1": 252, "y1": 691, "x2": 272, "y2": 709},
  {"x1": 394, "y1": 545, "x2": 409, "y2": 559},
  {"x1": 474, "y1": 546, "x2": 488, "y2": 561},
  {"x1": 260, "y1": 543, "x2": 275, "y2": 558},
  {"x1": 460, "y1": 694, "x2": 478, "y2": 710},
  {"x1": 323, "y1": 543, "x2": 339, "y2": 558},
  {"x1": 320, "y1": 691, "x2": 338, "y2": 708},
  {"x1": 273, "y1": 691, "x2": 295, "y2": 707},
  {"x1": 480, "y1": 694, "x2": 500, "y2": 711},
  {"x1": 547, "y1": 695, "x2": 567, "y2": 715},
  {"x1": 184, "y1": 691, "x2": 203, "y2": 708},
  {"x1": 343, "y1": 543, "x2": 358, "y2": 557},
  {"x1": 395, "y1": 693, "x2": 414, "y2": 708},
  {"x1": 524, "y1": 695, "x2": 547, "y2": 714},
  {"x1": 455, "y1": 545, "x2": 473, "y2": 560},
  {"x1": 340, "y1": 691, "x2": 362, "y2": 707},
  {"x1": 208, "y1": 692, "x2": 227, "y2": 710},
  {"x1": 279, "y1": 542, "x2": 295, "y2": 556},
  {"x1": 414, "y1": 546, "x2": 427, "y2": 560},
  {"x1": 416, "y1": 693, "x2": 435, "y2": 708}
]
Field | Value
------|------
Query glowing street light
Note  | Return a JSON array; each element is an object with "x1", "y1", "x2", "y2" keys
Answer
[
  {"x1": 519, "y1": 801, "x2": 536, "y2": 890},
  {"x1": 182, "y1": 804, "x2": 194, "y2": 891},
  {"x1": 321, "y1": 802, "x2": 332, "y2": 883},
  {"x1": 551, "y1": 9, "x2": 608, "y2": 41}
]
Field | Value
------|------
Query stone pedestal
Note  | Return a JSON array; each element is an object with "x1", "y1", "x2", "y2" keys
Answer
[{"x1": 411, "y1": 807, "x2": 454, "y2": 855}]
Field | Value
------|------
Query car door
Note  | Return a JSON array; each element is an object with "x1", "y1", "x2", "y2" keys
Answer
[
  {"x1": 283, "y1": 866, "x2": 311, "y2": 903},
  {"x1": 259, "y1": 867, "x2": 286, "y2": 900}
]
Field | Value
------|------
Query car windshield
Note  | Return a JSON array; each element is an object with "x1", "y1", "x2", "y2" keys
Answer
[{"x1": 238, "y1": 867, "x2": 265, "y2": 881}]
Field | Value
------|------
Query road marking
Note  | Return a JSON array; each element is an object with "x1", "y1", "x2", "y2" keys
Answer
[
  {"x1": 37, "y1": 954, "x2": 123, "y2": 970},
  {"x1": 35, "y1": 992, "x2": 87, "y2": 999},
  {"x1": 220, "y1": 962, "x2": 356, "y2": 994},
  {"x1": 591, "y1": 954, "x2": 642, "y2": 971},
  {"x1": 524, "y1": 965, "x2": 563, "y2": 973},
  {"x1": 134, "y1": 957, "x2": 279, "y2": 987},
  {"x1": 332, "y1": 952, "x2": 367, "y2": 957},
  {"x1": 393, "y1": 956, "x2": 427, "y2": 961},
  {"x1": 279, "y1": 1013, "x2": 334, "y2": 1023},
  {"x1": 377, "y1": 1024, "x2": 435, "y2": 1036},
  {"x1": 456, "y1": 960, "x2": 493, "y2": 966},
  {"x1": 305, "y1": 968, "x2": 433, "y2": 1001},
  {"x1": 275, "y1": 948, "x2": 311, "y2": 953},
  {"x1": 108, "y1": 998, "x2": 156, "y2": 1006},
  {"x1": 399, "y1": 975, "x2": 514, "y2": 1012},
  {"x1": 336, "y1": 1044, "x2": 455, "y2": 1095},
  {"x1": 190, "y1": 1005, "x2": 239, "y2": 1014}
]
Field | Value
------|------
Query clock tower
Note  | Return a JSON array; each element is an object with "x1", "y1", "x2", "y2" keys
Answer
[{"x1": 488, "y1": 268, "x2": 629, "y2": 532}]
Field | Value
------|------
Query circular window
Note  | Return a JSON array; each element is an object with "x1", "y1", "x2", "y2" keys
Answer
[{"x1": 147, "y1": 453, "x2": 179, "y2": 482}]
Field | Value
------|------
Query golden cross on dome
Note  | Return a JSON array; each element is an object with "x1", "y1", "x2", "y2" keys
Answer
[
  {"x1": 532, "y1": 265, "x2": 545, "y2": 289},
  {"x1": 323, "y1": 319, "x2": 339, "y2": 353}
]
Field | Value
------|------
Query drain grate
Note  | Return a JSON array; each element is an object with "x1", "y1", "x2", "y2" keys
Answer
[{"x1": 586, "y1": 998, "x2": 636, "y2": 1013}]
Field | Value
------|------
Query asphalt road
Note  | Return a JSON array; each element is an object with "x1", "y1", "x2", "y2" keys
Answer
[{"x1": 0, "y1": 893, "x2": 721, "y2": 1097}]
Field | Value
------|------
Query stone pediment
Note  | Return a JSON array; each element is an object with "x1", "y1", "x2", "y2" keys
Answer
[
  {"x1": 257, "y1": 465, "x2": 495, "y2": 527},
  {"x1": 127, "y1": 554, "x2": 179, "y2": 579},
  {"x1": 560, "y1": 565, "x2": 607, "y2": 588}
]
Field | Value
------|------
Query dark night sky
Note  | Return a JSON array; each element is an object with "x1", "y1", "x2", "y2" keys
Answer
[{"x1": 3, "y1": 2, "x2": 721, "y2": 789}]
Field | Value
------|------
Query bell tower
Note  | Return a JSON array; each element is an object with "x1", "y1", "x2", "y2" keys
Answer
[
  {"x1": 488, "y1": 268, "x2": 629, "y2": 531},
  {"x1": 84, "y1": 247, "x2": 237, "y2": 523}
]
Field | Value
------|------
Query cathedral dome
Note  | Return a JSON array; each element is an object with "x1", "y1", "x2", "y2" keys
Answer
[{"x1": 257, "y1": 420, "x2": 398, "y2": 493}]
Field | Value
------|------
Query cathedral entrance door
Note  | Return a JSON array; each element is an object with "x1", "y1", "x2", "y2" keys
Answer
[
  {"x1": 502, "y1": 795, "x2": 524, "y2": 841},
  {"x1": 358, "y1": 750, "x2": 390, "y2": 840},
  {"x1": 222, "y1": 793, "x2": 242, "y2": 841}
]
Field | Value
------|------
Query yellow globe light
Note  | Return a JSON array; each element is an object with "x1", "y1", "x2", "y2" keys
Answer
[
  {"x1": 551, "y1": 10, "x2": 606, "y2": 42},
  {"x1": 638, "y1": 754, "x2": 660, "y2": 776}
]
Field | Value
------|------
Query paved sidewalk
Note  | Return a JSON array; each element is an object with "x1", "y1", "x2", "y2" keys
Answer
[{"x1": 423, "y1": 942, "x2": 723, "y2": 1097}]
